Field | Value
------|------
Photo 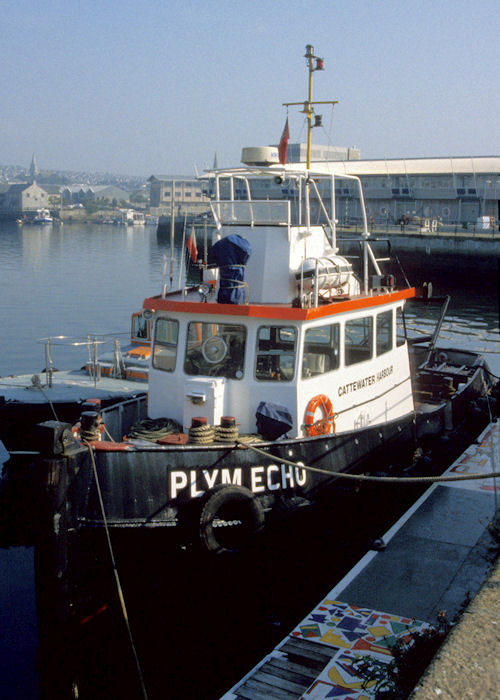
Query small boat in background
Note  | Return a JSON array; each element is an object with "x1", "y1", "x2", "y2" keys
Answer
[
  {"x1": 25, "y1": 208, "x2": 53, "y2": 225},
  {"x1": 0, "y1": 311, "x2": 150, "y2": 450}
]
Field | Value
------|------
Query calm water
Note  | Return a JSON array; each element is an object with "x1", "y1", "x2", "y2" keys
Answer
[{"x1": 0, "y1": 221, "x2": 499, "y2": 698}]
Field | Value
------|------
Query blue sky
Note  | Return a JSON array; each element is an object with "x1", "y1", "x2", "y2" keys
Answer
[{"x1": 1, "y1": 0, "x2": 498, "y2": 176}]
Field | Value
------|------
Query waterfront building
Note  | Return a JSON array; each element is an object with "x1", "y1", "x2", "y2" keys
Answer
[
  {"x1": 61, "y1": 184, "x2": 130, "y2": 206},
  {"x1": 287, "y1": 142, "x2": 361, "y2": 163},
  {"x1": 286, "y1": 145, "x2": 500, "y2": 226},
  {"x1": 0, "y1": 181, "x2": 49, "y2": 219},
  {"x1": 148, "y1": 175, "x2": 210, "y2": 216},
  {"x1": 148, "y1": 146, "x2": 499, "y2": 227}
]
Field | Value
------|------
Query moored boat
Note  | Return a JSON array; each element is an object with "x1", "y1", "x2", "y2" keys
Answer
[
  {"x1": 8, "y1": 46, "x2": 496, "y2": 562},
  {"x1": 2, "y1": 47, "x2": 498, "y2": 555},
  {"x1": 0, "y1": 311, "x2": 149, "y2": 450},
  {"x1": 28, "y1": 208, "x2": 53, "y2": 224}
]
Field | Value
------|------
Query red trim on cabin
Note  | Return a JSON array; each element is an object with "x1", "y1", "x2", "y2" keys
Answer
[{"x1": 143, "y1": 288, "x2": 415, "y2": 320}]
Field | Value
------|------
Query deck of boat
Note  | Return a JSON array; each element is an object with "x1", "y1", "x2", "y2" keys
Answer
[
  {"x1": 0, "y1": 369, "x2": 147, "y2": 404},
  {"x1": 221, "y1": 421, "x2": 499, "y2": 699}
]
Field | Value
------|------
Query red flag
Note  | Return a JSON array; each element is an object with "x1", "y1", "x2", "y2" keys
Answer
[
  {"x1": 186, "y1": 226, "x2": 197, "y2": 263},
  {"x1": 278, "y1": 116, "x2": 289, "y2": 165}
]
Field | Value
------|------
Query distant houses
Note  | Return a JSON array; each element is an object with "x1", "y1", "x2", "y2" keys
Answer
[
  {"x1": 0, "y1": 154, "x2": 133, "y2": 221},
  {"x1": 61, "y1": 184, "x2": 130, "y2": 206},
  {"x1": 0, "y1": 181, "x2": 131, "y2": 220}
]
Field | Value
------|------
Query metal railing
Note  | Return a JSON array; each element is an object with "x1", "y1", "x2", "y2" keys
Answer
[
  {"x1": 336, "y1": 220, "x2": 500, "y2": 238},
  {"x1": 210, "y1": 200, "x2": 291, "y2": 229},
  {"x1": 36, "y1": 332, "x2": 129, "y2": 387}
]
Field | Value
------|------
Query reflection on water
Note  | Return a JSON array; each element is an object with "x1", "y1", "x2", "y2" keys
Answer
[{"x1": 0, "y1": 222, "x2": 185, "y2": 376}]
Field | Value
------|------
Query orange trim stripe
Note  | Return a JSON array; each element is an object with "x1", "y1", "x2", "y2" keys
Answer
[{"x1": 143, "y1": 288, "x2": 415, "y2": 321}]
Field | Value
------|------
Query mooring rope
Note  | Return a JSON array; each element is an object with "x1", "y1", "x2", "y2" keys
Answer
[
  {"x1": 86, "y1": 445, "x2": 148, "y2": 699},
  {"x1": 0, "y1": 377, "x2": 60, "y2": 421},
  {"x1": 102, "y1": 423, "x2": 116, "y2": 442},
  {"x1": 34, "y1": 383, "x2": 60, "y2": 421},
  {"x1": 236, "y1": 436, "x2": 500, "y2": 484}
]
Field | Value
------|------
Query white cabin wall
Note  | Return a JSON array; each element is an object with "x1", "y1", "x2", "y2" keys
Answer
[
  {"x1": 147, "y1": 312, "x2": 301, "y2": 435},
  {"x1": 296, "y1": 308, "x2": 414, "y2": 435},
  {"x1": 221, "y1": 225, "x2": 330, "y2": 305},
  {"x1": 147, "y1": 303, "x2": 414, "y2": 438},
  {"x1": 220, "y1": 321, "x2": 300, "y2": 435},
  {"x1": 227, "y1": 225, "x2": 291, "y2": 304},
  {"x1": 297, "y1": 344, "x2": 413, "y2": 434}
]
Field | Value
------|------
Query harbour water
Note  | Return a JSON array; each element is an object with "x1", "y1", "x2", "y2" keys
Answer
[{"x1": 0, "y1": 221, "x2": 498, "y2": 698}]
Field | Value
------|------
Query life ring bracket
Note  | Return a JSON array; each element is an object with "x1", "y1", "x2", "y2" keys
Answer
[{"x1": 304, "y1": 394, "x2": 335, "y2": 437}]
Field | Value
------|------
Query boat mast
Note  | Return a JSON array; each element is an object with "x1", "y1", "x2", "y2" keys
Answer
[{"x1": 283, "y1": 45, "x2": 338, "y2": 231}]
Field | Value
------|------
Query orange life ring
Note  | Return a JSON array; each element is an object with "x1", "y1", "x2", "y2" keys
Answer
[{"x1": 304, "y1": 394, "x2": 335, "y2": 436}]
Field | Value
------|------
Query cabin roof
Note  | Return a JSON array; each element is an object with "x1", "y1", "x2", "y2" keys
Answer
[{"x1": 143, "y1": 288, "x2": 415, "y2": 321}]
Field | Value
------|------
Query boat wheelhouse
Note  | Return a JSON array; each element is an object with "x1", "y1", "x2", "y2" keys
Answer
[{"x1": 144, "y1": 165, "x2": 414, "y2": 441}]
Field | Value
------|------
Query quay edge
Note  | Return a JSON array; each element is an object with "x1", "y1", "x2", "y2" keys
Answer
[{"x1": 221, "y1": 421, "x2": 500, "y2": 700}]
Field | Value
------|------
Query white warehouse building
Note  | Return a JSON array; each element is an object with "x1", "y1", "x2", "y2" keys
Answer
[{"x1": 286, "y1": 146, "x2": 500, "y2": 226}]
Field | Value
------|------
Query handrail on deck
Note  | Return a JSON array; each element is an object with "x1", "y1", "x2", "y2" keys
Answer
[{"x1": 36, "y1": 332, "x2": 129, "y2": 388}]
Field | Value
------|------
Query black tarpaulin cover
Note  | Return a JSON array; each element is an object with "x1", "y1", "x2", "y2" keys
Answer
[
  {"x1": 256, "y1": 401, "x2": 293, "y2": 441},
  {"x1": 212, "y1": 233, "x2": 251, "y2": 304}
]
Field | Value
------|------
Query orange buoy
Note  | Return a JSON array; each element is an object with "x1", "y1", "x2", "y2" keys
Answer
[{"x1": 304, "y1": 394, "x2": 335, "y2": 436}]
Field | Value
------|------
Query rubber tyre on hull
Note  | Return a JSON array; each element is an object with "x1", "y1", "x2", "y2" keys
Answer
[{"x1": 199, "y1": 485, "x2": 265, "y2": 555}]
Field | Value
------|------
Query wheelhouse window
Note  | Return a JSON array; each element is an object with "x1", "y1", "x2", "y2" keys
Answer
[
  {"x1": 396, "y1": 307, "x2": 406, "y2": 347},
  {"x1": 131, "y1": 313, "x2": 149, "y2": 341},
  {"x1": 376, "y1": 310, "x2": 393, "y2": 356},
  {"x1": 302, "y1": 323, "x2": 340, "y2": 378},
  {"x1": 255, "y1": 326, "x2": 296, "y2": 381},
  {"x1": 184, "y1": 322, "x2": 246, "y2": 379},
  {"x1": 153, "y1": 318, "x2": 179, "y2": 371},
  {"x1": 345, "y1": 316, "x2": 373, "y2": 366}
]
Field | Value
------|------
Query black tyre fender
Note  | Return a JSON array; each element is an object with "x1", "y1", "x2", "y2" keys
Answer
[{"x1": 199, "y1": 484, "x2": 265, "y2": 554}]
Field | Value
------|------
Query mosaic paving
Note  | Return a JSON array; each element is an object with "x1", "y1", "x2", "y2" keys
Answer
[
  {"x1": 446, "y1": 422, "x2": 499, "y2": 493},
  {"x1": 290, "y1": 600, "x2": 429, "y2": 699}
]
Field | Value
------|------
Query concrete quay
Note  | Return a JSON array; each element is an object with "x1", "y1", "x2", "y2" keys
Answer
[
  {"x1": 222, "y1": 421, "x2": 499, "y2": 699},
  {"x1": 410, "y1": 555, "x2": 500, "y2": 699},
  {"x1": 338, "y1": 225, "x2": 500, "y2": 258}
]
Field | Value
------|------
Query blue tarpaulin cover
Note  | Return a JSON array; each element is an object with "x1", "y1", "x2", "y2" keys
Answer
[
  {"x1": 212, "y1": 234, "x2": 251, "y2": 304},
  {"x1": 256, "y1": 401, "x2": 293, "y2": 441}
]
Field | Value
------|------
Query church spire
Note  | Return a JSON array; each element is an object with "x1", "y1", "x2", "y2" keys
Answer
[{"x1": 30, "y1": 153, "x2": 39, "y2": 183}]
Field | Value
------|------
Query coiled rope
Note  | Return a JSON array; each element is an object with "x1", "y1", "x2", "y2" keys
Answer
[
  {"x1": 188, "y1": 423, "x2": 215, "y2": 444},
  {"x1": 214, "y1": 424, "x2": 239, "y2": 443},
  {"x1": 128, "y1": 417, "x2": 182, "y2": 442}
]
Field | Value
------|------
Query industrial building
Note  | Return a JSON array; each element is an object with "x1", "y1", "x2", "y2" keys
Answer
[{"x1": 295, "y1": 149, "x2": 500, "y2": 226}]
